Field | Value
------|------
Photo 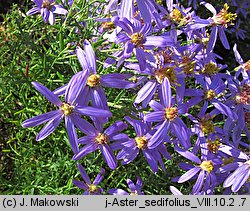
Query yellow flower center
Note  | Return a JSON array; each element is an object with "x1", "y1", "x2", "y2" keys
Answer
[
  {"x1": 42, "y1": 0, "x2": 52, "y2": 10},
  {"x1": 87, "y1": 74, "x2": 101, "y2": 87},
  {"x1": 95, "y1": 133, "x2": 109, "y2": 145},
  {"x1": 205, "y1": 89, "x2": 216, "y2": 100},
  {"x1": 179, "y1": 56, "x2": 196, "y2": 75},
  {"x1": 201, "y1": 62, "x2": 220, "y2": 75},
  {"x1": 88, "y1": 184, "x2": 100, "y2": 194},
  {"x1": 135, "y1": 136, "x2": 148, "y2": 150},
  {"x1": 131, "y1": 32, "x2": 144, "y2": 46},
  {"x1": 155, "y1": 66, "x2": 176, "y2": 84},
  {"x1": 200, "y1": 115, "x2": 215, "y2": 135},
  {"x1": 242, "y1": 60, "x2": 250, "y2": 72},
  {"x1": 207, "y1": 139, "x2": 222, "y2": 153},
  {"x1": 169, "y1": 8, "x2": 183, "y2": 23},
  {"x1": 61, "y1": 103, "x2": 75, "y2": 116},
  {"x1": 165, "y1": 107, "x2": 178, "y2": 121},
  {"x1": 212, "y1": 3, "x2": 237, "y2": 28},
  {"x1": 200, "y1": 160, "x2": 214, "y2": 173}
]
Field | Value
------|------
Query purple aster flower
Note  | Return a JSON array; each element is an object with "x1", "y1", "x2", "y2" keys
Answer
[
  {"x1": 189, "y1": 2, "x2": 237, "y2": 52},
  {"x1": 73, "y1": 163, "x2": 105, "y2": 195},
  {"x1": 21, "y1": 77, "x2": 112, "y2": 154},
  {"x1": 184, "y1": 75, "x2": 238, "y2": 121},
  {"x1": 73, "y1": 120, "x2": 128, "y2": 170},
  {"x1": 144, "y1": 77, "x2": 191, "y2": 149},
  {"x1": 27, "y1": 0, "x2": 68, "y2": 25},
  {"x1": 75, "y1": 40, "x2": 136, "y2": 109},
  {"x1": 174, "y1": 147, "x2": 219, "y2": 195},
  {"x1": 220, "y1": 151, "x2": 250, "y2": 193},
  {"x1": 117, "y1": 116, "x2": 171, "y2": 173},
  {"x1": 130, "y1": 51, "x2": 186, "y2": 107},
  {"x1": 111, "y1": 16, "x2": 174, "y2": 71},
  {"x1": 108, "y1": 176, "x2": 144, "y2": 195}
]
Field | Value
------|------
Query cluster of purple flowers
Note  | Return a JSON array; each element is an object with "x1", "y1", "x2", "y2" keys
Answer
[{"x1": 23, "y1": 0, "x2": 250, "y2": 195}]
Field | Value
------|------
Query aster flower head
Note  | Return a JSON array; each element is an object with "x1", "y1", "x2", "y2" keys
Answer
[
  {"x1": 21, "y1": 77, "x2": 112, "y2": 154},
  {"x1": 73, "y1": 120, "x2": 128, "y2": 170},
  {"x1": 112, "y1": 16, "x2": 174, "y2": 71},
  {"x1": 75, "y1": 40, "x2": 136, "y2": 110},
  {"x1": 73, "y1": 163, "x2": 105, "y2": 195},
  {"x1": 117, "y1": 116, "x2": 171, "y2": 173},
  {"x1": 144, "y1": 77, "x2": 191, "y2": 149},
  {"x1": 174, "y1": 147, "x2": 219, "y2": 194},
  {"x1": 27, "y1": 0, "x2": 68, "y2": 25},
  {"x1": 108, "y1": 176, "x2": 144, "y2": 195}
]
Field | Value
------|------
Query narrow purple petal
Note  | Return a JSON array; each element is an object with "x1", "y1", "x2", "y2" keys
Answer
[
  {"x1": 22, "y1": 110, "x2": 61, "y2": 128},
  {"x1": 219, "y1": 145, "x2": 249, "y2": 160},
  {"x1": 127, "y1": 179, "x2": 136, "y2": 192},
  {"x1": 102, "y1": 74, "x2": 136, "y2": 89},
  {"x1": 175, "y1": 147, "x2": 201, "y2": 164},
  {"x1": 71, "y1": 115, "x2": 96, "y2": 136},
  {"x1": 53, "y1": 84, "x2": 67, "y2": 96},
  {"x1": 52, "y1": 5, "x2": 68, "y2": 15},
  {"x1": 90, "y1": 87, "x2": 108, "y2": 110},
  {"x1": 72, "y1": 180, "x2": 88, "y2": 190},
  {"x1": 48, "y1": 10, "x2": 55, "y2": 25},
  {"x1": 144, "y1": 36, "x2": 174, "y2": 47},
  {"x1": 26, "y1": 7, "x2": 41, "y2": 15},
  {"x1": 135, "y1": 81, "x2": 157, "y2": 104},
  {"x1": 137, "y1": 0, "x2": 151, "y2": 23},
  {"x1": 65, "y1": 116, "x2": 78, "y2": 153},
  {"x1": 144, "y1": 111, "x2": 165, "y2": 122},
  {"x1": 33, "y1": 0, "x2": 43, "y2": 7},
  {"x1": 178, "y1": 167, "x2": 200, "y2": 183},
  {"x1": 77, "y1": 163, "x2": 91, "y2": 185},
  {"x1": 75, "y1": 106, "x2": 112, "y2": 118},
  {"x1": 233, "y1": 44, "x2": 243, "y2": 64},
  {"x1": 200, "y1": 1, "x2": 217, "y2": 15},
  {"x1": 108, "y1": 189, "x2": 129, "y2": 195},
  {"x1": 120, "y1": 0, "x2": 133, "y2": 19},
  {"x1": 73, "y1": 143, "x2": 98, "y2": 160},
  {"x1": 65, "y1": 71, "x2": 88, "y2": 104},
  {"x1": 212, "y1": 100, "x2": 238, "y2": 120},
  {"x1": 143, "y1": 150, "x2": 158, "y2": 173},
  {"x1": 218, "y1": 27, "x2": 230, "y2": 50},
  {"x1": 149, "y1": 100, "x2": 164, "y2": 111},
  {"x1": 124, "y1": 42, "x2": 134, "y2": 58},
  {"x1": 161, "y1": 77, "x2": 171, "y2": 108},
  {"x1": 135, "y1": 48, "x2": 146, "y2": 71},
  {"x1": 99, "y1": 145, "x2": 117, "y2": 170},
  {"x1": 93, "y1": 172, "x2": 104, "y2": 186},
  {"x1": 31, "y1": 82, "x2": 62, "y2": 106},
  {"x1": 207, "y1": 26, "x2": 218, "y2": 53},
  {"x1": 105, "y1": 121, "x2": 127, "y2": 137},
  {"x1": 170, "y1": 186, "x2": 183, "y2": 195},
  {"x1": 192, "y1": 170, "x2": 205, "y2": 194},
  {"x1": 41, "y1": 8, "x2": 49, "y2": 23},
  {"x1": 84, "y1": 40, "x2": 96, "y2": 73},
  {"x1": 147, "y1": 120, "x2": 170, "y2": 149},
  {"x1": 113, "y1": 17, "x2": 133, "y2": 35},
  {"x1": 172, "y1": 117, "x2": 191, "y2": 149},
  {"x1": 76, "y1": 46, "x2": 90, "y2": 71},
  {"x1": 36, "y1": 114, "x2": 62, "y2": 141},
  {"x1": 231, "y1": 166, "x2": 250, "y2": 192}
]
